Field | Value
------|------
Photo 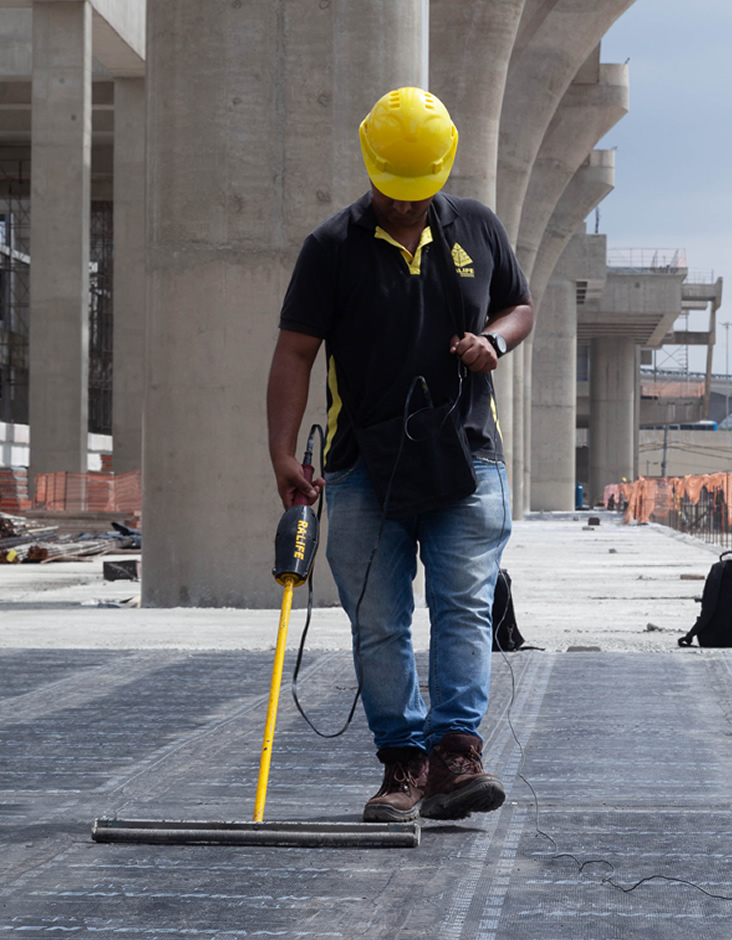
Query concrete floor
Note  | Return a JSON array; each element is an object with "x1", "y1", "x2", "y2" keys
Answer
[{"x1": 2, "y1": 511, "x2": 732, "y2": 937}]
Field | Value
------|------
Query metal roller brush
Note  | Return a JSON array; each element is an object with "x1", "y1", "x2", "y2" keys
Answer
[{"x1": 92, "y1": 433, "x2": 420, "y2": 849}]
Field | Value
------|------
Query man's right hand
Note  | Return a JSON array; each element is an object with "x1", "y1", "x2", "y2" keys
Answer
[{"x1": 272, "y1": 454, "x2": 325, "y2": 509}]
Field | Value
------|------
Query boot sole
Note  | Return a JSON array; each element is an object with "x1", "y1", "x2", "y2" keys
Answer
[
  {"x1": 420, "y1": 777, "x2": 505, "y2": 821},
  {"x1": 363, "y1": 800, "x2": 422, "y2": 823}
]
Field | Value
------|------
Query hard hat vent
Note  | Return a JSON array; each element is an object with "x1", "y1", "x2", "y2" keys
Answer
[{"x1": 358, "y1": 87, "x2": 458, "y2": 201}]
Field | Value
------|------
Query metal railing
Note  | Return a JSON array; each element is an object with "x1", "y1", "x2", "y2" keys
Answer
[
  {"x1": 606, "y1": 247, "x2": 687, "y2": 272},
  {"x1": 657, "y1": 486, "x2": 731, "y2": 550}
]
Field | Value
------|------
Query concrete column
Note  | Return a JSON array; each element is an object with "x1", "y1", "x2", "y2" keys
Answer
[
  {"x1": 332, "y1": 2, "x2": 425, "y2": 208},
  {"x1": 511, "y1": 335, "x2": 526, "y2": 512},
  {"x1": 430, "y1": 0, "x2": 526, "y2": 501},
  {"x1": 430, "y1": 0, "x2": 526, "y2": 209},
  {"x1": 497, "y1": 0, "x2": 634, "y2": 516},
  {"x1": 112, "y1": 77, "x2": 145, "y2": 473},
  {"x1": 589, "y1": 335, "x2": 636, "y2": 505},
  {"x1": 531, "y1": 278, "x2": 577, "y2": 509},
  {"x1": 522, "y1": 335, "x2": 533, "y2": 513},
  {"x1": 518, "y1": 147, "x2": 614, "y2": 516},
  {"x1": 28, "y1": 0, "x2": 92, "y2": 488},
  {"x1": 142, "y1": 0, "x2": 425, "y2": 607}
]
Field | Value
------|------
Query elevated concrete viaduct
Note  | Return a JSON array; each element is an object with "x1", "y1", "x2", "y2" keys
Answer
[{"x1": 3, "y1": 0, "x2": 698, "y2": 607}]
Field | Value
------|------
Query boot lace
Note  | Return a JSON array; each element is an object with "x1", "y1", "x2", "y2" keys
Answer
[
  {"x1": 377, "y1": 761, "x2": 420, "y2": 796},
  {"x1": 440, "y1": 744, "x2": 483, "y2": 776}
]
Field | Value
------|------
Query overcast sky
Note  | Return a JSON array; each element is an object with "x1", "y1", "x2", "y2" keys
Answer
[{"x1": 596, "y1": 0, "x2": 732, "y2": 374}]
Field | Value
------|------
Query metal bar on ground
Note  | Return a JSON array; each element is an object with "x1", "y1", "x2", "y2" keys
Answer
[{"x1": 91, "y1": 817, "x2": 421, "y2": 848}]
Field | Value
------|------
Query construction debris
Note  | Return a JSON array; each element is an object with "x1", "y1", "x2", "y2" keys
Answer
[
  {"x1": 0, "y1": 511, "x2": 140, "y2": 564},
  {"x1": 103, "y1": 559, "x2": 141, "y2": 581}
]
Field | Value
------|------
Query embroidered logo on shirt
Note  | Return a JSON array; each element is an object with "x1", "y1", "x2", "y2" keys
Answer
[{"x1": 451, "y1": 243, "x2": 475, "y2": 278}]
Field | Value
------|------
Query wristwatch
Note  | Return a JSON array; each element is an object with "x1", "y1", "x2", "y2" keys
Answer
[{"x1": 480, "y1": 331, "x2": 508, "y2": 359}]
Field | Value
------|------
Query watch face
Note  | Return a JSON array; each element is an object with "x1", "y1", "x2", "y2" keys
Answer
[{"x1": 486, "y1": 332, "x2": 507, "y2": 356}]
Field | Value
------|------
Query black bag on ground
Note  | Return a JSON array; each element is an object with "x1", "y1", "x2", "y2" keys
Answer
[
  {"x1": 678, "y1": 550, "x2": 732, "y2": 647},
  {"x1": 492, "y1": 569, "x2": 526, "y2": 651}
]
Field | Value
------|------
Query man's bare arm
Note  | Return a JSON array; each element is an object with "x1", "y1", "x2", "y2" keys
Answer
[
  {"x1": 450, "y1": 298, "x2": 534, "y2": 373},
  {"x1": 267, "y1": 329, "x2": 325, "y2": 508}
]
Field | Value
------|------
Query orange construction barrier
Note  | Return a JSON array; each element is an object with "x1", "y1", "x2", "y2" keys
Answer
[{"x1": 604, "y1": 473, "x2": 732, "y2": 533}]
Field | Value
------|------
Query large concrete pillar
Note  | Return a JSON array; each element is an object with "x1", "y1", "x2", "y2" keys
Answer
[
  {"x1": 531, "y1": 278, "x2": 576, "y2": 509},
  {"x1": 498, "y1": 0, "x2": 635, "y2": 515},
  {"x1": 517, "y1": 47, "x2": 627, "y2": 526},
  {"x1": 589, "y1": 335, "x2": 636, "y2": 505},
  {"x1": 530, "y1": 231, "x2": 607, "y2": 510},
  {"x1": 142, "y1": 1, "x2": 425, "y2": 607},
  {"x1": 429, "y1": 0, "x2": 526, "y2": 209},
  {"x1": 430, "y1": 0, "x2": 527, "y2": 506},
  {"x1": 28, "y1": 0, "x2": 92, "y2": 488},
  {"x1": 112, "y1": 77, "x2": 145, "y2": 473}
]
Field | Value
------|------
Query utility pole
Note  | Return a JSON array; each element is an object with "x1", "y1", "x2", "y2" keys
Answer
[
  {"x1": 661, "y1": 424, "x2": 668, "y2": 478},
  {"x1": 723, "y1": 322, "x2": 731, "y2": 428}
]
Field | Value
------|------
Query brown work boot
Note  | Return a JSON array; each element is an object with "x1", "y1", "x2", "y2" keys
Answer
[
  {"x1": 420, "y1": 732, "x2": 505, "y2": 820},
  {"x1": 363, "y1": 747, "x2": 428, "y2": 822}
]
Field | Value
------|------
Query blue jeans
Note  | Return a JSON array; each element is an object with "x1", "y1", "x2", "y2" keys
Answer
[{"x1": 325, "y1": 456, "x2": 511, "y2": 752}]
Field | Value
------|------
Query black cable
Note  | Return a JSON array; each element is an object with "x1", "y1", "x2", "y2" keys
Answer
[
  {"x1": 289, "y1": 367, "x2": 463, "y2": 737},
  {"x1": 492, "y1": 508, "x2": 732, "y2": 901},
  {"x1": 290, "y1": 424, "x2": 363, "y2": 738}
]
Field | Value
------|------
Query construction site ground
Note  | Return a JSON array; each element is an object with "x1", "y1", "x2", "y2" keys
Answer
[{"x1": 2, "y1": 510, "x2": 731, "y2": 938}]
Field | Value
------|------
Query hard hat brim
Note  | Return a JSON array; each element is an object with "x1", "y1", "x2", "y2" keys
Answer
[{"x1": 359, "y1": 120, "x2": 458, "y2": 202}]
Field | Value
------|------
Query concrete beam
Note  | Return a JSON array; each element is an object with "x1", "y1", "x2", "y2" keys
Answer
[
  {"x1": 580, "y1": 269, "x2": 686, "y2": 348},
  {"x1": 90, "y1": 6, "x2": 144, "y2": 77},
  {"x1": 0, "y1": 9, "x2": 32, "y2": 75},
  {"x1": 498, "y1": 0, "x2": 635, "y2": 244},
  {"x1": 664, "y1": 331, "x2": 711, "y2": 346},
  {"x1": 531, "y1": 150, "x2": 615, "y2": 313},
  {"x1": 0, "y1": 2, "x2": 144, "y2": 77},
  {"x1": 516, "y1": 57, "x2": 628, "y2": 280}
]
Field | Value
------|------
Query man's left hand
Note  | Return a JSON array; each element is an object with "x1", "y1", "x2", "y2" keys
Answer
[{"x1": 449, "y1": 332, "x2": 499, "y2": 373}]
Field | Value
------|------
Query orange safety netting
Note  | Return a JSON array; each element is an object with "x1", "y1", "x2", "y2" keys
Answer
[
  {"x1": 603, "y1": 474, "x2": 732, "y2": 527},
  {"x1": 34, "y1": 470, "x2": 142, "y2": 515}
]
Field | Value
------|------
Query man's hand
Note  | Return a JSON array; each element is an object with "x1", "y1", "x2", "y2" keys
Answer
[
  {"x1": 272, "y1": 454, "x2": 325, "y2": 509},
  {"x1": 449, "y1": 332, "x2": 499, "y2": 373},
  {"x1": 449, "y1": 299, "x2": 534, "y2": 373}
]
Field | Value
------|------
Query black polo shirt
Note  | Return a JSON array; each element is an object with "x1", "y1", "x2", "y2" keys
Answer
[{"x1": 279, "y1": 191, "x2": 530, "y2": 472}]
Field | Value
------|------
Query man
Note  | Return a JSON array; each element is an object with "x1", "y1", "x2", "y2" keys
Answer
[{"x1": 267, "y1": 87, "x2": 533, "y2": 823}]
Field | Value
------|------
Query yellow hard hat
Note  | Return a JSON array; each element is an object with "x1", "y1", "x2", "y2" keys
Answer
[{"x1": 359, "y1": 87, "x2": 458, "y2": 201}]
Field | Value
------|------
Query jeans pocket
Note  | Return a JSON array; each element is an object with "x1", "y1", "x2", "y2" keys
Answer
[{"x1": 324, "y1": 458, "x2": 361, "y2": 486}]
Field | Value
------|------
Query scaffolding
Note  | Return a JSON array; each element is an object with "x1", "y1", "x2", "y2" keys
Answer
[
  {"x1": 0, "y1": 156, "x2": 31, "y2": 425},
  {"x1": 89, "y1": 200, "x2": 114, "y2": 435},
  {"x1": 0, "y1": 162, "x2": 114, "y2": 435}
]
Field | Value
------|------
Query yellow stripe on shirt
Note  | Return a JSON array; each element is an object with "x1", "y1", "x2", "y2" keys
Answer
[{"x1": 375, "y1": 225, "x2": 433, "y2": 274}]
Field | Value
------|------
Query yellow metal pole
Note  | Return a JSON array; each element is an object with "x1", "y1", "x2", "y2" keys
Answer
[{"x1": 253, "y1": 576, "x2": 295, "y2": 822}]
